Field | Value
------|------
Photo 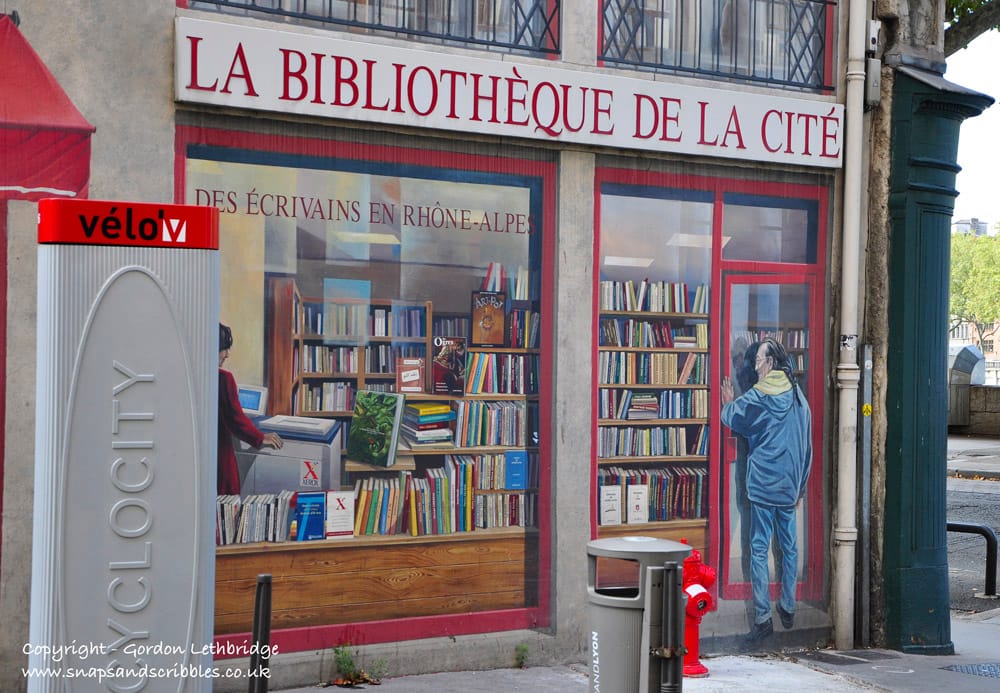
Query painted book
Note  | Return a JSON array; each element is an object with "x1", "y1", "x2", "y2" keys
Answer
[
  {"x1": 346, "y1": 390, "x2": 405, "y2": 467},
  {"x1": 470, "y1": 291, "x2": 506, "y2": 347},
  {"x1": 325, "y1": 490, "x2": 355, "y2": 538},
  {"x1": 432, "y1": 335, "x2": 467, "y2": 395},
  {"x1": 504, "y1": 449, "x2": 528, "y2": 490},
  {"x1": 395, "y1": 356, "x2": 425, "y2": 394},
  {"x1": 292, "y1": 491, "x2": 326, "y2": 541},
  {"x1": 599, "y1": 485, "x2": 622, "y2": 526}
]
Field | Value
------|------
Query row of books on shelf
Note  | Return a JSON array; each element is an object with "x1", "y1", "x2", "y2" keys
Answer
[
  {"x1": 598, "y1": 351, "x2": 707, "y2": 386},
  {"x1": 599, "y1": 318, "x2": 708, "y2": 349},
  {"x1": 465, "y1": 351, "x2": 539, "y2": 395},
  {"x1": 598, "y1": 465, "x2": 707, "y2": 525},
  {"x1": 599, "y1": 280, "x2": 709, "y2": 314},
  {"x1": 363, "y1": 344, "x2": 425, "y2": 374},
  {"x1": 299, "y1": 301, "x2": 428, "y2": 339},
  {"x1": 297, "y1": 381, "x2": 355, "y2": 414},
  {"x1": 433, "y1": 317, "x2": 470, "y2": 338},
  {"x1": 297, "y1": 344, "x2": 360, "y2": 375},
  {"x1": 216, "y1": 454, "x2": 537, "y2": 545},
  {"x1": 346, "y1": 393, "x2": 538, "y2": 468},
  {"x1": 482, "y1": 262, "x2": 537, "y2": 302},
  {"x1": 600, "y1": 388, "x2": 710, "y2": 421},
  {"x1": 731, "y1": 329, "x2": 809, "y2": 350},
  {"x1": 359, "y1": 476, "x2": 536, "y2": 534},
  {"x1": 597, "y1": 424, "x2": 709, "y2": 458},
  {"x1": 434, "y1": 310, "x2": 537, "y2": 350},
  {"x1": 788, "y1": 353, "x2": 809, "y2": 371},
  {"x1": 507, "y1": 306, "x2": 541, "y2": 350},
  {"x1": 479, "y1": 492, "x2": 536, "y2": 530},
  {"x1": 216, "y1": 489, "x2": 355, "y2": 545},
  {"x1": 453, "y1": 399, "x2": 531, "y2": 448},
  {"x1": 354, "y1": 456, "x2": 536, "y2": 536}
]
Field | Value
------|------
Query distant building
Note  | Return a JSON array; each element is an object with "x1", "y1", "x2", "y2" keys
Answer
[{"x1": 952, "y1": 217, "x2": 992, "y2": 235}]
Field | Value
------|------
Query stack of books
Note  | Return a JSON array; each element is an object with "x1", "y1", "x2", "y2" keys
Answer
[{"x1": 401, "y1": 401, "x2": 456, "y2": 449}]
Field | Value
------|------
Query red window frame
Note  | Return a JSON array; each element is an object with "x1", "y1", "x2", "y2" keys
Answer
[
  {"x1": 175, "y1": 125, "x2": 556, "y2": 655},
  {"x1": 592, "y1": 166, "x2": 829, "y2": 604}
]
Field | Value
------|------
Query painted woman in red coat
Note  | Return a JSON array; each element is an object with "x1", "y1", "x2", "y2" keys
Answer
[{"x1": 218, "y1": 323, "x2": 282, "y2": 495}]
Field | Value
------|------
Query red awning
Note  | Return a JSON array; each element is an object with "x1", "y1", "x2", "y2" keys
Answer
[{"x1": 0, "y1": 15, "x2": 94, "y2": 200}]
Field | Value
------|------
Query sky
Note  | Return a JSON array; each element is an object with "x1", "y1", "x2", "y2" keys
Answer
[{"x1": 944, "y1": 30, "x2": 1000, "y2": 229}]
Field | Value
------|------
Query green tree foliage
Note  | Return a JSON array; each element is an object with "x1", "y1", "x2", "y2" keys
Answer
[
  {"x1": 946, "y1": 0, "x2": 1000, "y2": 56},
  {"x1": 950, "y1": 232, "x2": 1000, "y2": 347}
]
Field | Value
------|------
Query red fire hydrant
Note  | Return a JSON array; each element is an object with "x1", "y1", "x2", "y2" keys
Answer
[{"x1": 681, "y1": 539, "x2": 716, "y2": 678}]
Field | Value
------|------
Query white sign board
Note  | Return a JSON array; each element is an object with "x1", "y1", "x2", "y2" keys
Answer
[{"x1": 175, "y1": 16, "x2": 844, "y2": 168}]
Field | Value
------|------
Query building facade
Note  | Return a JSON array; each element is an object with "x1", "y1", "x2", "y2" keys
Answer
[{"x1": 1, "y1": 1, "x2": 855, "y2": 689}]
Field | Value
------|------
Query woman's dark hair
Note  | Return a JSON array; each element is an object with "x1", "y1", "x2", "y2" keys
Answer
[{"x1": 219, "y1": 323, "x2": 233, "y2": 351}]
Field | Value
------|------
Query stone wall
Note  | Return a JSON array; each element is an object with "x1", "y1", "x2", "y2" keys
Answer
[{"x1": 950, "y1": 385, "x2": 1000, "y2": 435}]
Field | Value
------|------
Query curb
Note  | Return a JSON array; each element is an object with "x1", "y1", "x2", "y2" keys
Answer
[{"x1": 948, "y1": 468, "x2": 1000, "y2": 481}]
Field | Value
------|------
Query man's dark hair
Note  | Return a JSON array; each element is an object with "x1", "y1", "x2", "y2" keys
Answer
[
  {"x1": 761, "y1": 338, "x2": 795, "y2": 381},
  {"x1": 736, "y1": 340, "x2": 761, "y2": 392},
  {"x1": 219, "y1": 323, "x2": 233, "y2": 351}
]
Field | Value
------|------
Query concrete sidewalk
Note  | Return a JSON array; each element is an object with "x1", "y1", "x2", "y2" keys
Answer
[
  {"x1": 947, "y1": 433, "x2": 1000, "y2": 480},
  {"x1": 271, "y1": 435, "x2": 1000, "y2": 692},
  {"x1": 272, "y1": 608, "x2": 1000, "y2": 692}
]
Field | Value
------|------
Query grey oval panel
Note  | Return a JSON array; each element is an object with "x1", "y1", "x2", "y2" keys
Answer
[{"x1": 61, "y1": 267, "x2": 201, "y2": 690}]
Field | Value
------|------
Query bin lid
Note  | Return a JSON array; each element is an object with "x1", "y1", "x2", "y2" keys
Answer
[
  {"x1": 587, "y1": 536, "x2": 692, "y2": 562},
  {"x1": 948, "y1": 344, "x2": 984, "y2": 381}
]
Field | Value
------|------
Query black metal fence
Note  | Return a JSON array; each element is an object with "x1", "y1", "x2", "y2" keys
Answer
[
  {"x1": 601, "y1": 0, "x2": 834, "y2": 90},
  {"x1": 191, "y1": 0, "x2": 833, "y2": 89},
  {"x1": 190, "y1": 0, "x2": 560, "y2": 54}
]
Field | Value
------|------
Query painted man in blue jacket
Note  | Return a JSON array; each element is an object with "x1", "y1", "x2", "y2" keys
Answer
[{"x1": 721, "y1": 338, "x2": 812, "y2": 643}]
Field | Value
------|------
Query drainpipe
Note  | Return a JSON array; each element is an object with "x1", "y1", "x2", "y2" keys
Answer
[{"x1": 833, "y1": 0, "x2": 869, "y2": 650}]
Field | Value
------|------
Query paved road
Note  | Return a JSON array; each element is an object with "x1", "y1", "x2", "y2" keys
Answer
[{"x1": 947, "y1": 476, "x2": 1000, "y2": 612}]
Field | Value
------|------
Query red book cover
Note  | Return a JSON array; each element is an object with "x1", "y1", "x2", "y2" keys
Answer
[{"x1": 432, "y1": 336, "x2": 467, "y2": 395}]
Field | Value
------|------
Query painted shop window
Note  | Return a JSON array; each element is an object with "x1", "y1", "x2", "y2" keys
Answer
[
  {"x1": 593, "y1": 168, "x2": 826, "y2": 635},
  {"x1": 594, "y1": 183, "x2": 714, "y2": 555},
  {"x1": 721, "y1": 194, "x2": 818, "y2": 263},
  {"x1": 180, "y1": 127, "x2": 553, "y2": 650}
]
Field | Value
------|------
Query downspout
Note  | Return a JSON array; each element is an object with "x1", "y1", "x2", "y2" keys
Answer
[{"x1": 833, "y1": 0, "x2": 869, "y2": 650}]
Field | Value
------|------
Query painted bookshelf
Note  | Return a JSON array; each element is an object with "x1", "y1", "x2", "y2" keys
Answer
[
  {"x1": 595, "y1": 279, "x2": 710, "y2": 547},
  {"x1": 265, "y1": 277, "x2": 434, "y2": 417},
  {"x1": 732, "y1": 326, "x2": 810, "y2": 377},
  {"x1": 218, "y1": 277, "x2": 544, "y2": 637}
]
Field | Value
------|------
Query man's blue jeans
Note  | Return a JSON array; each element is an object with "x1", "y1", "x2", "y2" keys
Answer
[{"x1": 749, "y1": 502, "x2": 798, "y2": 625}]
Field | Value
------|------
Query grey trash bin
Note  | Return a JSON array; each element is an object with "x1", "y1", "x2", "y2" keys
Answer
[
  {"x1": 948, "y1": 344, "x2": 984, "y2": 426},
  {"x1": 587, "y1": 536, "x2": 692, "y2": 693}
]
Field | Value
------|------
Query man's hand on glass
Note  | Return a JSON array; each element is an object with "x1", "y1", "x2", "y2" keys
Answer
[{"x1": 721, "y1": 376, "x2": 735, "y2": 405}]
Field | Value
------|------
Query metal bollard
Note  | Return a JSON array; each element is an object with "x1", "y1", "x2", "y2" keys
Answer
[
  {"x1": 248, "y1": 574, "x2": 273, "y2": 693},
  {"x1": 947, "y1": 522, "x2": 998, "y2": 597}
]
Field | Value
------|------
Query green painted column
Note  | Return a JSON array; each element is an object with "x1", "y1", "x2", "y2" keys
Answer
[{"x1": 884, "y1": 67, "x2": 992, "y2": 654}]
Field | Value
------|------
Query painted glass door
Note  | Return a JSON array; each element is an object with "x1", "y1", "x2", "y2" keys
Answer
[{"x1": 718, "y1": 274, "x2": 823, "y2": 606}]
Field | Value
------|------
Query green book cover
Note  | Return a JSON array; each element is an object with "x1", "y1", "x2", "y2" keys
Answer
[{"x1": 347, "y1": 390, "x2": 405, "y2": 467}]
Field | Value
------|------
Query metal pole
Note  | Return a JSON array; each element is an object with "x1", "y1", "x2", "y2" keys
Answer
[
  {"x1": 659, "y1": 561, "x2": 684, "y2": 693},
  {"x1": 856, "y1": 344, "x2": 872, "y2": 646},
  {"x1": 248, "y1": 573, "x2": 273, "y2": 693}
]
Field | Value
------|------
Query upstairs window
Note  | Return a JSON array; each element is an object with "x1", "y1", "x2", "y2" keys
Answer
[
  {"x1": 601, "y1": 0, "x2": 833, "y2": 90},
  {"x1": 188, "y1": 0, "x2": 560, "y2": 54}
]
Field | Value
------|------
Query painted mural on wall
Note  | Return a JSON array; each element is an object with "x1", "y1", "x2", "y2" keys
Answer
[
  {"x1": 721, "y1": 337, "x2": 812, "y2": 643},
  {"x1": 596, "y1": 172, "x2": 825, "y2": 651},
  {"x1": 183, "y1": 132, "x2": 552, "y2": 638}
]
